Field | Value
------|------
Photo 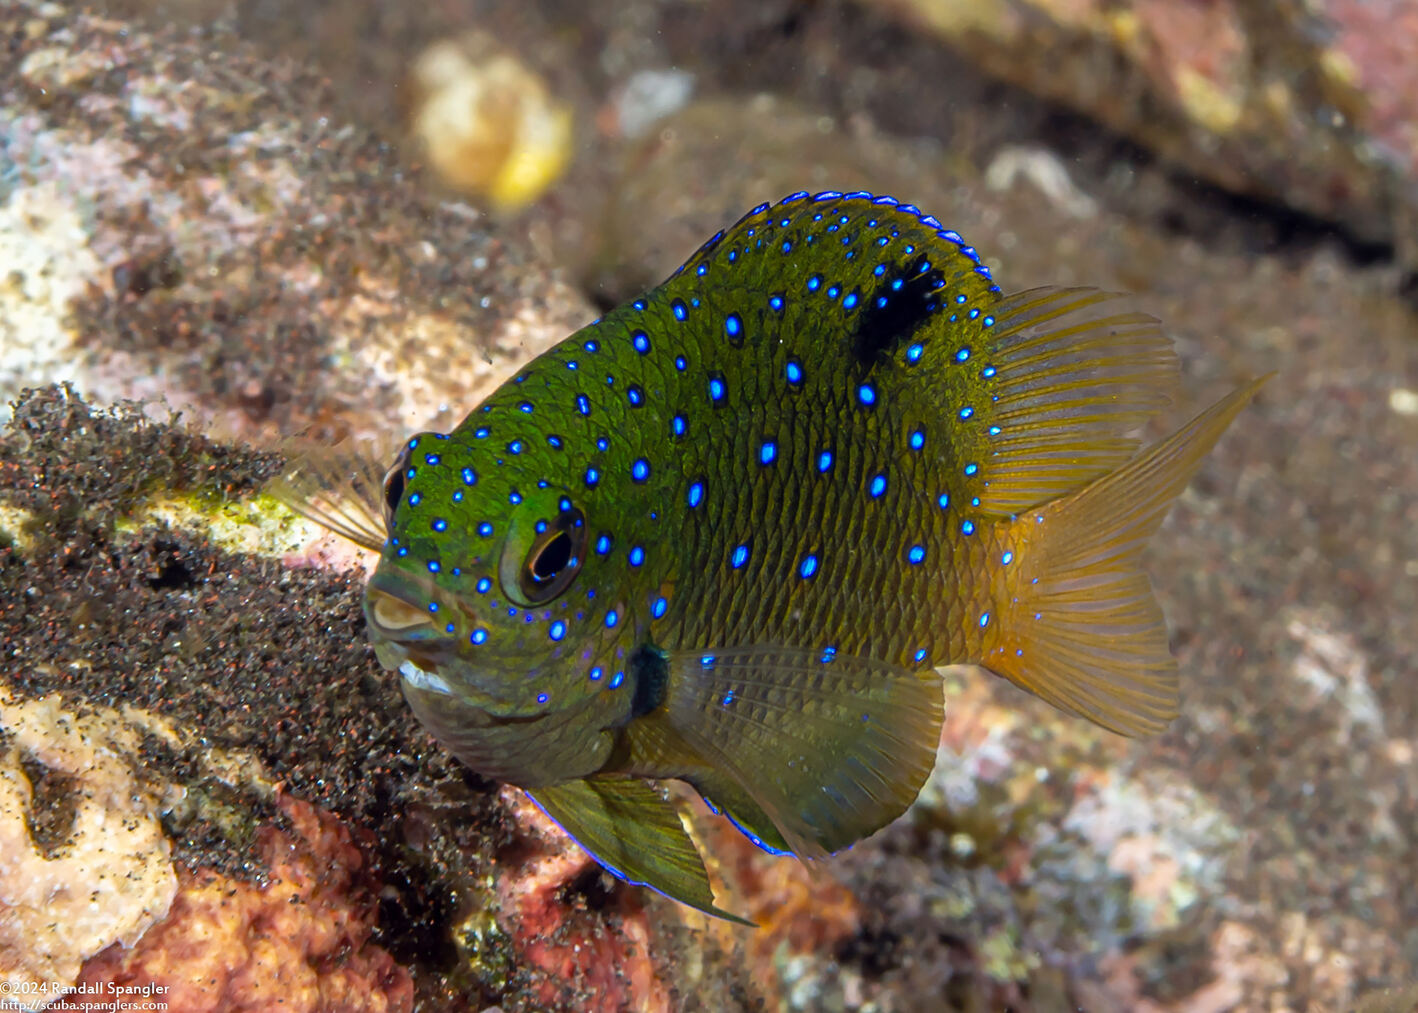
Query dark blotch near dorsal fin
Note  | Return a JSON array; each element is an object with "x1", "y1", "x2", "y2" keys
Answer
[
  {"x1": 852, "y1": 254, "x2": 946, "y2": 365},
  {"x1": 629, "y1": 643, "x2": 670, "y2": 718}
]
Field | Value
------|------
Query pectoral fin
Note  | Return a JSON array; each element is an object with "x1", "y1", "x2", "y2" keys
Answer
[
  {"x1": 661, "y1": 646, "x2": 943, "y2": 859},
  {"x1": 525, "y1": 777, "x2": 753, "y2": 925}
]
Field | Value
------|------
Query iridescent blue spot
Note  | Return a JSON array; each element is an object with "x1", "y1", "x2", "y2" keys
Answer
[
  {"x1": 971, "y1": 496, "x2": 980, "y2": 507},
  {"x1": 428, "y1": 602, "x2": 439, "y2": 613},
  {"x1": 843, "y1": 292, "x2": 858, "y2": 310},
  {"x1": 445, "y1": 622, "x2": 455, "y2": 633},
  {"x1": 627, "y1": 385, "x2": 643, "y2": 406},
  {"x1": 424, "y1": 453, "x2": 441, "y2": 466},
  {"x1": 537, "y1": 692, "x2": 549, "y2": 704},
  {"x1": 781, "y1": 239, "x2": 792, "y2": 253},
  {"x1": 873, "y1": 263, "x2": 886, "y2": 275},
  {"x1": 962, "y1": 520, "x2": 975, "y2": 535},
  {"x1": 769, "y1": 294, "x2": 784, "y2": 312},
  {"x1": 725, "y1": 313, "x2": 742, "y2": 339},
  {"x1": 672, "y1": 299, "x2": 687, "y2": 321},
  {"x1": 566, "y1": 360, "x2": 578, "y2": 370},
  {"x1": 462, "y1": 467, "x2": 477, "y2": 485},
  {"x1": 937, "y1": 493, "x2": 950, "y2": 509},
  {"x1": 968, "y1": 308, "x2": 980, "y2": 320},
  {"x1": 397, "y1": 546, "x2": 408, "y2": 556},
  {"x1": 426, "y1": 560, "x2": 440, "y2": 573},
  {"x1": 432, "y1": 518, "x2": 448, "y2": 532},
  {"x1": 406, "y1": 467, "x2": 417, "y2": 480},
  {"x1": 589, "y1": 666, "x2": 603, "y2": 682},
  {"x1": 633, "y1": 299, "x2": 646, "y2": 311},
  {"x1": 517, "y1": 402, "x2": 534, "y2": 414},
  {"x1": 785, "y1": 360, "x2": 803, "y2": 384},
  {"x1": 452, "y1": 490, "x2": 464, "y2": 502},
  {"x1": 675, "y1": 355, "x2": 688, "y2": 371},
  {"x1": 891, "y1": 278, "x2": 904, "y2": 291},
  {"x1": 471, "y1": 629, "x2": 487, "y2": 645},
  {"x1": 610, "y1": 670, "x2": 626, "y2": 689},
  {"x1": 672, "y1": 414, "x2": 687, "y2": 437},
  {"x1": 508, "y1": 491, "x2": 522, "y2": 505},
  {"x1": 408, "y1": 437, "x2": 420, "y2": 449},
  {"x1": 983, "y1": 315, "x2": 995, "y2": 327},
  {"x1": 584, "y1": 338, "x2": 600, "y2": 353},
  {"x1": 478, "y1": 522, "x2": 493, "y2": 537},
  {"x1": 597, "y1": 437, "x2": 609, "y2": 451},
  {"x1": 652, "y1": 597, "x2": 667, "y2": 618},
  {"x1": 576, "y1": 395, "x2": 590, "y2": 416},
  {"x1": 959, "y1": 407, "x2": 974, "y2": 420},
  {"x1": 876, "y1": 237, "x2": 889, "y2": 247},
  {"x1": 708, "y1": 375, "x2": 726, "y2": 402},
  {"x1": 1001, "y1": 551, "x2": 1014, "y2": 565},
  {"x1": 547, "y1": 434, "x2": 563, "y2": 449},
  {"x1": 817, "y1": 450, "x2": 833, "y2": 472},
  {"x1": 687, "y1": 482, "x2": 704, "y2": 508},
  {"x1": 731, "y1": 543, "x2": 750, "y2": 569},
  {"x1": 799, "y1": 554, "x2": 819, "y2": 579},
  {"x1": 697, "y1": 263, "x2": 708, "y2": 276},
  {"x1": 906, "y1": 343, "x2": 924, "y2": 363},
  {"x1": 857, "y1": 383, "x2": 876, "y2": 406},
  {"x1": 869, "y1": 474, "x2": 887, "y2": 498},
  {"x1": 759, "y1": 441, "x2": 776, "y2": 465},
  {"x1": 631, "y1": 458, "x2": 650, "y2": 483},
  {"x1": 632, "y1": 331, "x2": 650, "y2": 354},
  {"x1": 909, "y1": 430, "x2": 924, "y2": 450},
  {"x1": 584, "y1": 467, "x2": 600, "y2": 487},
  {"x1": 827, "y1": 285, "x2": 840, "y2": 299},
  {"x1": 914, "y1": 648, "x2": 927, "y2": 663},
  {"x1": 988, "y1": 425, "x2": 1002, "y2": 435},
  {"x1": 476, "y1": 578, "x2": 491, "y2": 593},
  {"x1": 964, "y1": 463, "x2": 978, "y2": 476},
  {"x1": 807, "y1": 274, "x2": 822, "y2": 292},
  {"x1": 629, "y1": 546, "x2": 645, "y2": 567},
  {"x1": 956, "y1": 294, "x2": 966, "y2": 304},
  {"x1": 979, "y1": 612, "x2": 991, "y2": 628},
  {"x1": 982, "y1": 365, "x2": 997, "y2": 378},
  {"x1": 908, "y1": 545, "x2": 925, "y2": 564},
  {"x1": 549, "y1": 621, "x2": 566, "y2": 641},
  {"x1": 408, "y1": 492, "x2": 421, "y2": 506},
  {"x1": 559, "y1": 497, "x2": 573, "y2": 512},
  {"x1": 956, "y1": 347, "x2": 971, "y2": 362},
  {"x1": 605, "y1": 610, "x2": 619, "y2": 629},
  {"x1": 595, "y1": 534, "x2": 612, "y2": 555}
]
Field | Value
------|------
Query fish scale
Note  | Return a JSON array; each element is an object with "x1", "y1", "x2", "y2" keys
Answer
[{"x1": 280, "y1": 189, "x2": 1265, "y2": 921}]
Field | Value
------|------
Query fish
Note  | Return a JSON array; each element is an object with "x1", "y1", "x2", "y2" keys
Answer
[{"x1": 274, "y1": 189, "x2": 1265, "y2": 923}]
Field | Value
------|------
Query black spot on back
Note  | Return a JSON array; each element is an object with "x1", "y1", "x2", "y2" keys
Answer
[
  {"x1": 629, "y1": 644, "x2": 670, "y2": 718},
  {"x1": 851, "y1": 255, "x2": 946, "y2": 365}
]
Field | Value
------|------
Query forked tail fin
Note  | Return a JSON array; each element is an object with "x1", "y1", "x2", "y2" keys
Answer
[{"x1": 982, "y1": 377, "x2": 1268, "y2": 736}]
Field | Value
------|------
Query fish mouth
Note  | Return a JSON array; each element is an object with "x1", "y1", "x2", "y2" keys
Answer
[{"x1": 364, "y1": 568, "x2": 465, "y2": 670}]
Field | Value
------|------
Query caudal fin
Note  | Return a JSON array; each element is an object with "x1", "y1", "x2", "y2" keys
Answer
[{"x1": 983, "y1": 377, "x2": 1268, "y2": 736}]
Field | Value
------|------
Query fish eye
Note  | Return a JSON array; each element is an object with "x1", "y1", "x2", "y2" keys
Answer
[
  {"x1": 501, "y1": 505, "x2": 586, "y2": 606},
  {"x1": 382, "y1": 447, "x2": 411, "y2": 530}
]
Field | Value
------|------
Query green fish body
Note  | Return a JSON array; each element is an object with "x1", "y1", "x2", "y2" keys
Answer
[{"x1": 347, "y1": 191, "x2": 1261, "y2": 920}]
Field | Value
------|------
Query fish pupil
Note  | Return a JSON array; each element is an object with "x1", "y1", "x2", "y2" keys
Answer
[
  {"x1": 516, "y1": 507, "x2": 587, "y2": 604},
  {"x1": 531, "y1": 531, "x2": 572, "y2": 581}
]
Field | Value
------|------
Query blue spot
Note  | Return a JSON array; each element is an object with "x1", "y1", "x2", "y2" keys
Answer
[
  {"x1": 408, "y1": 437, "x2": 420, "y2": 449},
  {"x1": 759, "y1": 441, "x2": 777, "y2": 465},
  {"x1": 428, "y1": 601, "x2": 439, "y2": 612},
  {"x1": 478, "y1": 522, "x2": 493, "y2": 537},
  {"x1": 874, "y1": 263, "x2": 887, "y2": 275},
  {"x1": 799, "y1": 554, "x2": 819, "y2": 578},
  {"x1": 827, "y1": 285, "x2": 840, "y2": 299},
  {"x1": 627, "y1": 385, "x2": 643, "y2": 406},
  {"x1": 675, "y1": 355, "x2": 688, "y2": 371},
  {"x1": 982, "y1": 365, "x2": 997, "y2": 378},
  {"x1": 537, "y1": 692, "x2": 549, "y2": 704},
  {"x1": 962, "y1": 520, "x2": 975, "y2": 535},
  {"x1": 697, "y1": 263, "x2": 708, "y2": 277},
  {"x1": 610, "y1": 670, "x2": 626, "y2": 689},
  {"x1": 406, "y1": 467, "x2": 417, "y2": 480},
  {"x1": 687, "y1": 482, "x2": 704, "y2": 508},
  {"x1": 629, "y1": 546, "x2": 645, "y2": 567},
  {"x1": 589, "y1": 666, "x2": 603, "y2": 682},
  {"x1": 432, "y1": 518, "x2": 448, "y2": 532},
  {"x1": 731, "y1": 543, "x2": 750, "y2": 569},
  {"x1": 968, "y1": 308, "x2": 979, "y2": 320},
  {"x1": 983, "y1": 315, "x2": 995, "y2": 327},
  {"x1": 1001, "y1": 551, "x2": 1014, "y2": 565},
  {"x1": 476, "y1": 578, "x2": 491, "y2": 593},
  {"x1": 708, "y1": 375, "x2": 726, "y2": 402},
  {"x1": 807, "y1": 274, "x2": 822, "y2": 292},
  {"x1": 633, "y1": 299, "x2": 646, "y2": 311},
  {"x1": 445, "y1": 622, "x2": 455, "y2": 632},
  {"x1": 964, "y1": 463, "x2": 978, "y2": 476},
  {"x1": 869, "y1": 474, "x2": 887, "y2": 498},
  {"x1": 769, "y1": 294, "x2": 784, "y2": 312},
  {"x1": 471, "y1": 628, "x2": 487, "y2": 645},
  {"x1": 909, "y1": 430, "x2": 925, "y2": 450},
  {"x1": 426, "y1": 560, "x2": 440, "y2": 573},
  {"x1": 672, "y1": 299, "x2": 687, "y2": 321},
  {"x1": 549, "y1": 621, "x2": 566, "y2": 641},
  {"x1": 584, "y1": 338, "x2": 600, "y2": 353},
  {"x1": 988, "y1": 425, "x2": 1002, "y2": 435},
  {"x1": 407, "y1": 492, "x2": 421, "y2": 506},
  {"x1": 584, "y1": 467, "x2": 600, "y2": 487},
  {"x1": 605, "y1": 610, "x2": 619, "y2": 629},
  {"x1": 566, "y1": 360, "x2": 578, "y2": 370},
  {"x1": 785, "y1": 360, "x2": 803, "y2": 384},
  {"x1": 632, "y1": 458, "x2": 650, "y2": 483},
  {"x1": 956, "y1": 294, "x2": 967, "y2": 304},
  {"x1": 781, "y1": 239, "x2": 792, "y2": 253},
  {"x1": 979, "y1": 612, "x2": 991, "y2": 628},
  {"x1": 857, "y1": 383, "x2": 876, "y2": 406},
  {"x1": 633, "y1": 331, "x2": 650, "y2": 354},
  {"x1": 914, "y1": 648, "x2": 927, "y2": 663},
  {"x1": 906, "y1": 343, "x2": 924, "y2": 363},
  {"x1": 595, "y1": 534, "x2": 612, "y2": 554},
  {"x1": 959, "y1": 407, "x2": 973, "y2": 420},
  {"x1": 576, "y1": 395, "x2": 590, "y2": 416},
  {"x1": 908, "y1": 545, "x2": 925, "y2": 564},
  {"x1": 517, "y1": 403, "x2": 533, "y2": 414},
  {"x1": 652, "y1": 596, "x2": 668, "y2": 618},
  {"x1": 817, "y1": 450, "x2": 833, "y2": 472},
  {"x1": 937, "y1": 493, "x2": 950, "y2": 509},
  {"x1": 725, "y1": 313, "x2": 742, "y2": 339},
  {"x1": 597, "y1": 437, "x2": 609, "y2": 451},
  {"x1": 424, "y1": 453, "x2": 441, "y2": 466},
  {"x1": 672, "y1": 414, "x2": 687, "y2": 437},
  {"x1": 452, "y1": 490, "x2": 464, "y2": 502},
  {"x1": 397, "y1": 547, "x2": 408, "y2": 557}
]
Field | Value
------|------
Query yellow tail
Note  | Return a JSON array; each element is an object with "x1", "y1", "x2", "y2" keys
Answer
[{"x1": 981, "y1": 377, "x2": 1268, "y2": 736}]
